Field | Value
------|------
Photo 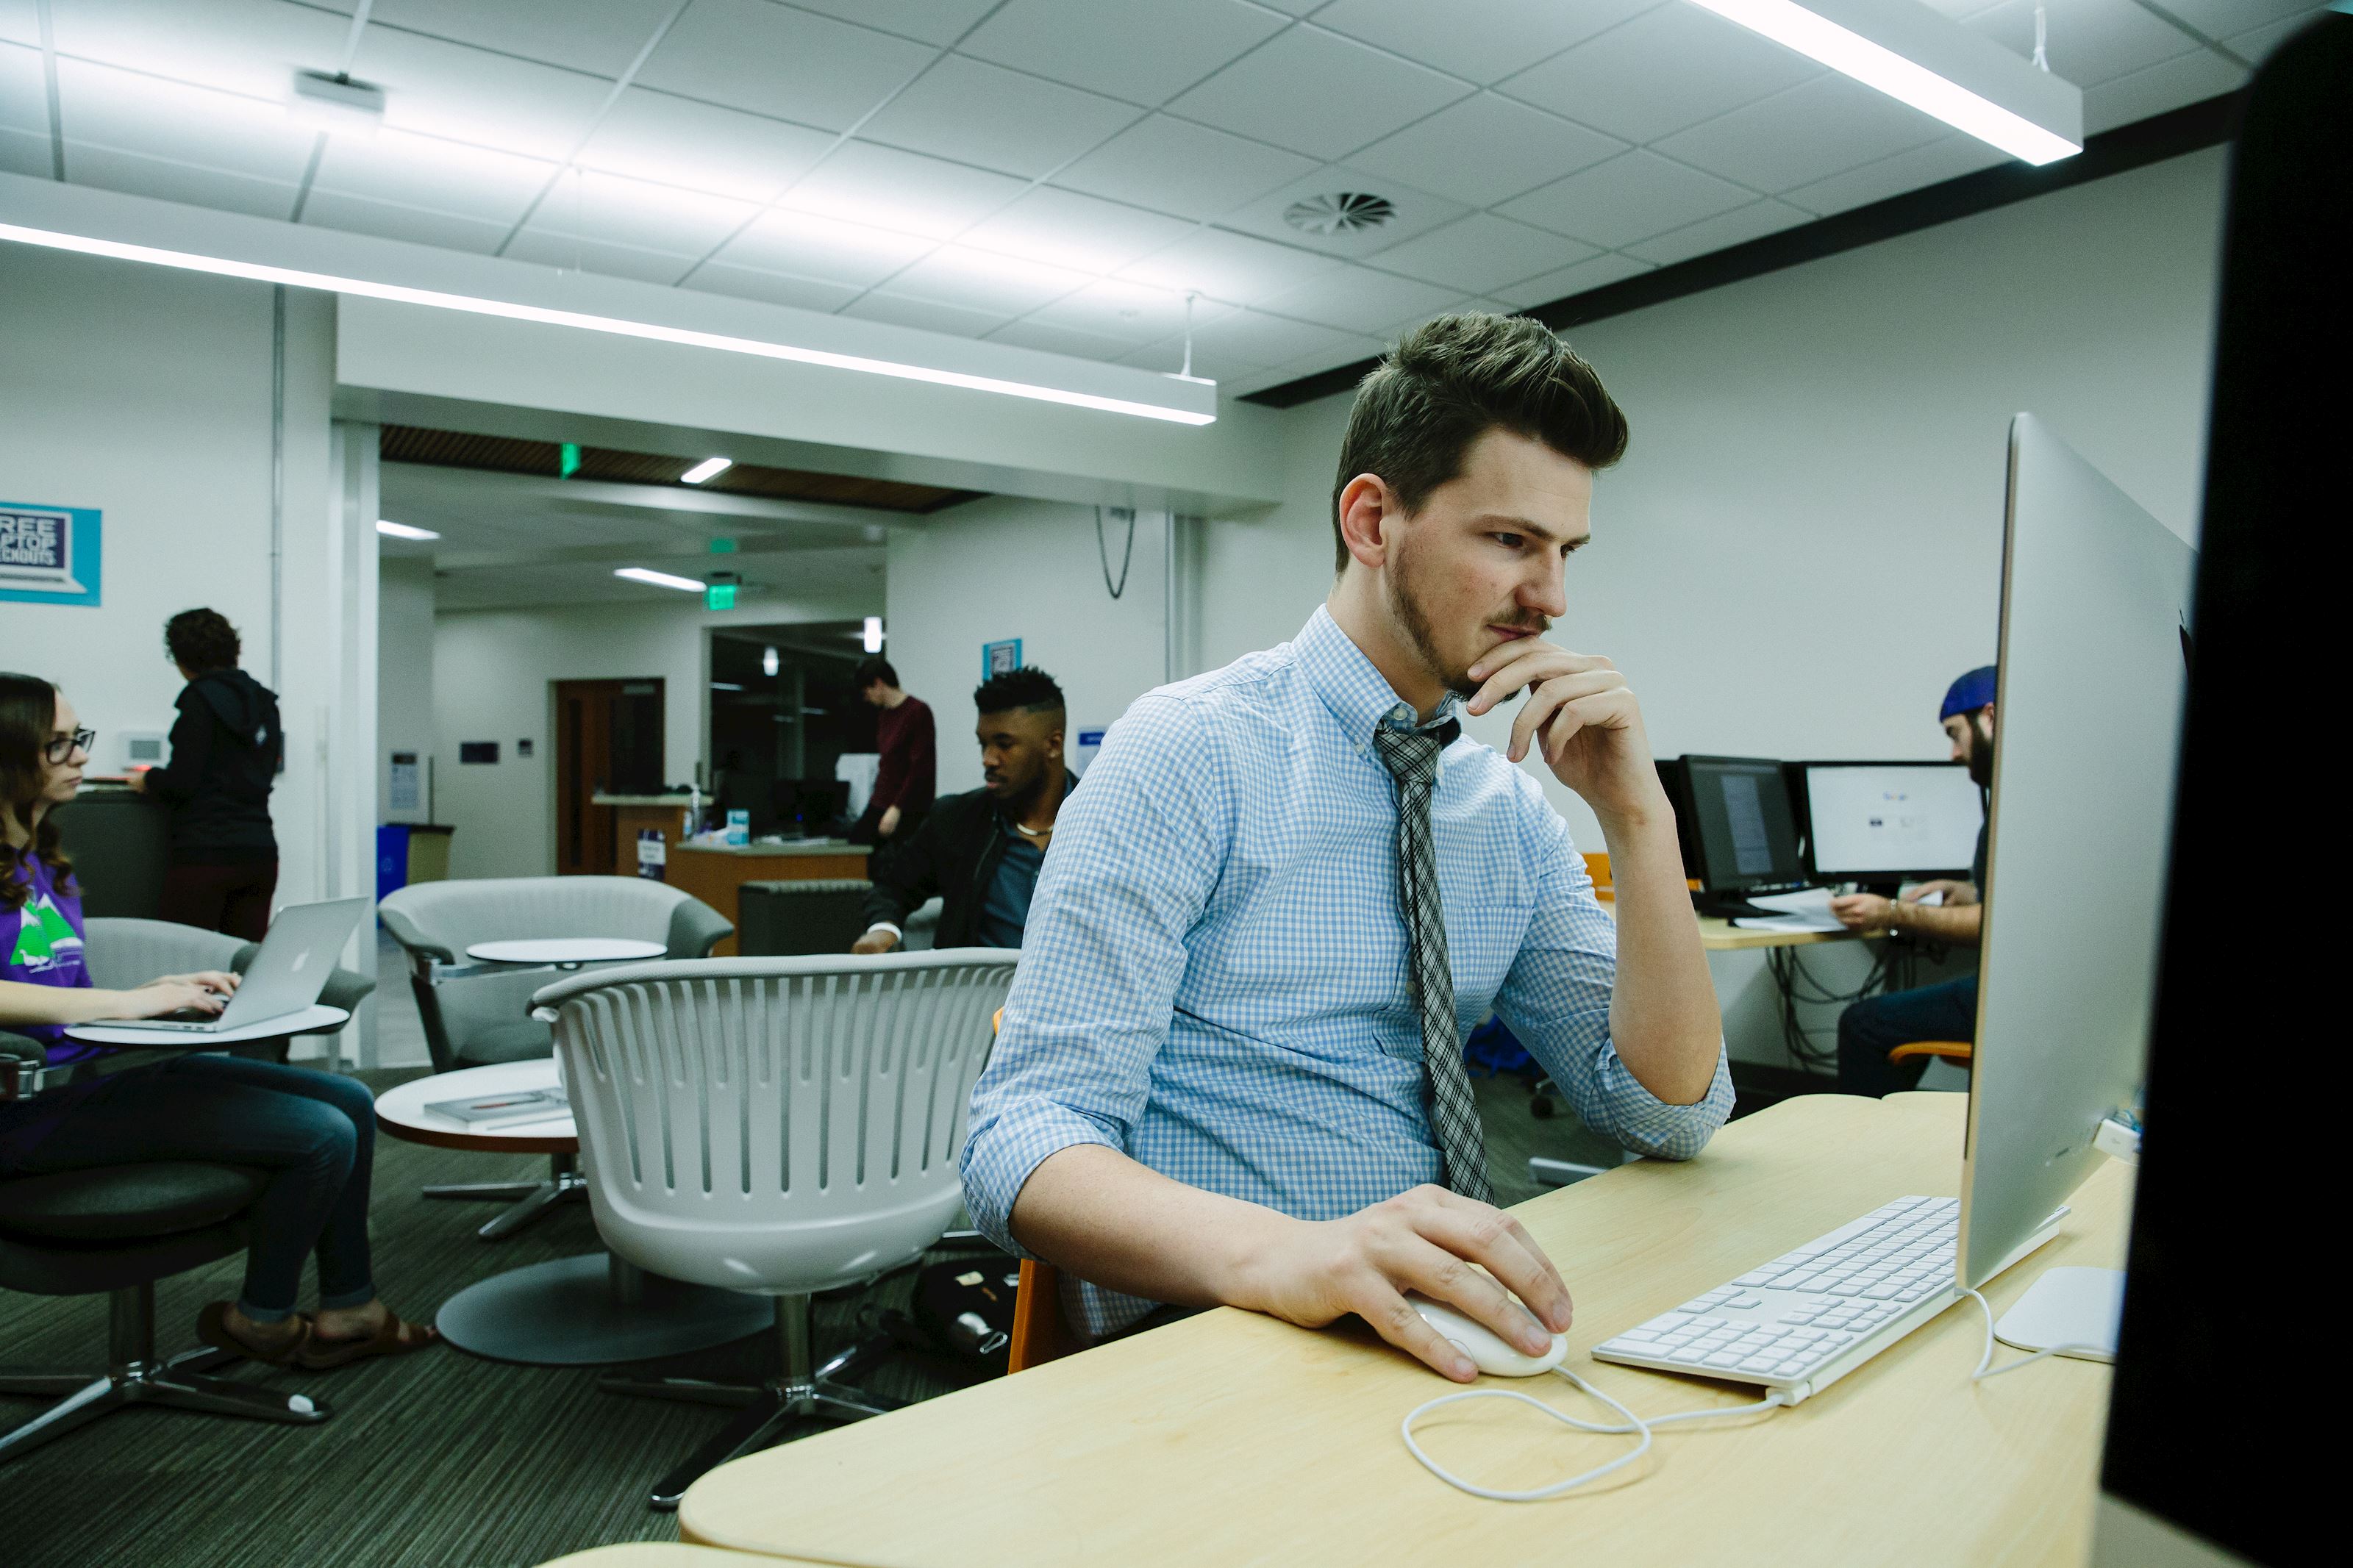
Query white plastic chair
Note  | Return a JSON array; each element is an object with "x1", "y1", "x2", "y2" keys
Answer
[{"x1": 532, "y1": 948, "x2": 1017, "y2": 1510}]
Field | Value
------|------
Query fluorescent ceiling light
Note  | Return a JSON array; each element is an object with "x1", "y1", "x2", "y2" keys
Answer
[
  {"x1": 375, "y1": 518, "x2": 439, "y2": 540},
  {"x1": 681, "y1": 457, "x2": 733, "y2": 485},
  {"x1": 710, "y1": 681, "x2": 745, "y2": 692},
  {"x1": 761, "y1": 646, "x2": 779, "y2": 677},
  {"x1": 1685, "y1": 0, "x2": 2081, "y2": 165},
  {"x1": 0, "y1": 223, "x2": 1217, "y2": 425},
  {"x1": 863, "y1": 617, "x2": 885, "y2": 654},
  {"x1": 615, "y1": 567, "x2": 706, "y2": 593}
]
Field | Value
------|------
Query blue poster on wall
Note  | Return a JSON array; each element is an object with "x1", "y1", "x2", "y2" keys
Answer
[
  {"x1": 982, "y1": 637, "x2": 1021, "y2": 678},
  {"x1": 0, "y1": 503, "x2": 103, "y2": 607}
]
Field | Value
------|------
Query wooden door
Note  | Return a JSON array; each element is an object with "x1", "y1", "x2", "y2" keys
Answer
[{"x1": 554, "y1": 679, "x2": 664, "y2": 876}]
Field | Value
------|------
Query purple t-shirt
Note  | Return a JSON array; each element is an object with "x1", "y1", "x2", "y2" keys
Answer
[{"x1": 4, "y1": 853, "x2": 99, "y2": 1065}]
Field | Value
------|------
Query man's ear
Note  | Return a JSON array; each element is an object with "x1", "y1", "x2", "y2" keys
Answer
[{"x1": 1336, "y1": 473, "x2": 1396, "y2": 570}]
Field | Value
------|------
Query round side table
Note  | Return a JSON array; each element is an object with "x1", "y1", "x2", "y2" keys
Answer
[{"x1": 377, "y1": 1061, "x2": 768, "y2": 1366}]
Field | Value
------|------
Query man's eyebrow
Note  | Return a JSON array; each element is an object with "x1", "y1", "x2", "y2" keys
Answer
[{"x1": 1474, "y1": 512, "x2": 1590, "y2": 551}]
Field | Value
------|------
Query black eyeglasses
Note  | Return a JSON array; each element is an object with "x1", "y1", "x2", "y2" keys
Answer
[{"x1": 43, "y1": 728, "x2": 96, "y2": 764}]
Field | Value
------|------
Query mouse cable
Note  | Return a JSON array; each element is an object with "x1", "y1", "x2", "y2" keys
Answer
[
  {"x1": 1963, "y1": 1289, "x2": 2111, "y2": 1382},
  {"x1": 1401, "y1": 1368, "x2": 1791, "y2": 1502}
]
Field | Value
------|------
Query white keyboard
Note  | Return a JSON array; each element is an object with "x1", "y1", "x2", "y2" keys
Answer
[{"x1": 1593, "y1": 1196, "x2": 1981, "y2": 1403}]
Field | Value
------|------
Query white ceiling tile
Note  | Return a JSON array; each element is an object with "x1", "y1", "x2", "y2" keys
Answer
[
  {"x1": 1779, "y1": 133, "x2": 2006, "y2": 218},
  {"x1": 859, "y1": 54, "x2": 1137, "y2": 179},
  {"x1": 0, "y1": 126, "x2": 49, "y2": 177},
  {"x1": 1347, "y1": 93, "x2": 1625, "y2": 208},
  {"x1": 1654, "y1": 74, "x2": 1946, "y2": 193},
  {"x1": 960, "y1": 0, "x2": 1288, "y2": 107},
  {"x1": 502, "y1": 227, "x2": 695, "y2": 284},
  {"x1": 49, "y1": 0, "x2": 349, "y2": 103},
  {"x1": 1313, "y1": 0, "x2": 1662, "y2": 87},
  {"x1": 352, "y1": 24, "x2": 614, "y2": 160},
  {"x1": 1499, "y1": 149, "x2": 1752, "y2": 248},
  {"x1": 983, "y1": 317, "x2": 1138, "y2": 362},
  {"x1": 1623, "y1": 197, "x2": 1810, "y2": 266},
  {"x1": 1959, "y1": 0, "x2": 2198, "y2": 87},
  {"x1": 2228, "y1": 11, "x2": 2327, "y2": 65},
  {"x1": 369, "y1": 0, "x2": 680, "y2": 79},
  {"x1": 1491, "y1": 250, "x2": 1654, "y2": 308},
  {"x1": 710, "y1": 207, "x2": 936, "y2": 287},
  {"x1": 2157, "y1": 0, "x2": 2320, "y2": 41},
  {"x1": 1051, "y1": 114, "x2": 1316, "y2": 220},
  {"x1": 1, "y1": 40, "x2": 45, "y2": 134},
  {"x1": 575, "y1": 89, "x2": 835, "y2": 203},
  {"x1": 841, "y1": 292, "x2": 1014, "y2": 338},
  {"x1": 776, "y1": 141, "x2": 1030, "y2": 237},
  {"x1": 1117, "y1": 226, "x2": 1343, "y2": 304},
  {"x1": 635, "y1": 0, "x2": 933, "y2": 132},
  {"x1": 2080, "y1": 45, "x2": 2246, "y2": 135},
  {"x1": 879, "y1": 243, "x2": 1095, "y2": 315},
  {"x1": 55, "y1": 57, "x2": 317, "y2": 182},
  {"x1": 1252, "y1": 265, "x2": 1463, "y2": 334},
  {"x1": 1026, "y1": 278, "x2": 1227, "y2": 345},
  {"x1": 1365, "y1": 212, "x2": 1596, "y2": 293},
  {"x1": 1376, "y1": 295, "x2": 1507, "y2": 343},
  {"x1": 65, "y1": 141, "x2": 299, "y2": 220},
  {"x1": 1218, "y1": 163, "x2": 1469, "y2": 259},
  {"x1": 1251, "y1": 0, "x2": 1327, "y2": 15},
  {"x1": 520, "y1": 169, "x2": 760, "y2": 254},
  {"x1": 299, "y1": 188, "x2": 510, "y2": 253},
  {"x1": 0, "y1": 1, "x2": 38, "y2": 46},
  {"x1": 788, "y1": 0, "x2": 1002, "y2": 48},
  {"x1": 683, "y1": 263, "x2": 866, "y2": 312},
  {"x1": 959, "y1": 187, "x2": 1199, "y2": 273},
  {"x1": 1188, "y1": 307, "x2": 1375, "y2": 368},
  {"x1": 1497, "y1": 4, "x2": 1818, "y2": 145},
  {"x1": 1166, "y1": 26, "x2": 1468, "y2": 162},
  {"x1": 311, "y1": 128, "x2": 554, "y2": 224}
]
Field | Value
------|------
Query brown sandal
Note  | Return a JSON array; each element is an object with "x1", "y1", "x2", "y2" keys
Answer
[
  {"x1": 196, "y1": 1300, "x2": 313, "y2": 1368},
  {"x1": 296, "y1": 1311, "x2": 441, "y2": 1372}
]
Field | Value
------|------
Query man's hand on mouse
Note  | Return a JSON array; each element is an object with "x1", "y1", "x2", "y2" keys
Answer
[{"x1": 1235, "y1": 1184, "x2": 1574, "y2": 1383}]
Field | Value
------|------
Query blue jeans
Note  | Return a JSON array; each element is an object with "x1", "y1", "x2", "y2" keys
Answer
[
  {"x1": 1835, "y1": 976, "x2": 1979, "y2": 1098},
  {"x1": 3, "y1": 1054, "x2": 379, "y2": 1322}
]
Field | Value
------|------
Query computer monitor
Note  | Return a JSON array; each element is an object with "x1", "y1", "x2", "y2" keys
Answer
[
  {"x1": 1674, "y1": 755, "x2": 1805, "y2": 895},
  {"x1": 1957, "y1": 414, "x2": 2194, "y2": 1296},
  {"x1": 1801, "y1": 762, "x2": 1982, "y2": 882},
  {"x1": 771, "y1": 779, "x2": 850, "y2": 838}
]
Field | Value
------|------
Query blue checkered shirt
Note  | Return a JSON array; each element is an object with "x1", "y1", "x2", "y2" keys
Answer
[{"x1": 961, "y1": 607, "x2": 1735, "y2": 1337}]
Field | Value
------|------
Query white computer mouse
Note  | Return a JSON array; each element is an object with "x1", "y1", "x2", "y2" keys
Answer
[{"x1": 1407, "y1": 1293, "x2": 1569, "y2": 1377}]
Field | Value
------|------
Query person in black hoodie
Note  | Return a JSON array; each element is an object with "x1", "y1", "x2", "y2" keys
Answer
[{"x1": 129, "y1": 609, "x2": 283, "y2": 940}]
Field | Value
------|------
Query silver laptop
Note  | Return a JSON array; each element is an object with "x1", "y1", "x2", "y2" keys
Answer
[{"x1": 106, "y1": 897, "x2": 371, "y2": 1034}]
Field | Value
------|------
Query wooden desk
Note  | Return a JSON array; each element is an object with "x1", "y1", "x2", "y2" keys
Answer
[
  {"x1": 680, "y1": 1092, "x2": 2121, "y2": 1567},
  {"x1": 660, "y1": 842, "x2": 868, "y2": 956},
  {"x1": 1699, "y1": 914, "x2": 1881, "y2": 953}
]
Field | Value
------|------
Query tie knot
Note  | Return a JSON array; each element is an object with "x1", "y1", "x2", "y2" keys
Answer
[{"x1": 1372, "y1": 725, "x2": 1443, "y2": 786}]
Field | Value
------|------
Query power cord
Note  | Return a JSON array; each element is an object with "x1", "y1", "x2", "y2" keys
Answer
[{"x1": 1402, "y1": 1367, "x2": 1790, "y2": 1501}]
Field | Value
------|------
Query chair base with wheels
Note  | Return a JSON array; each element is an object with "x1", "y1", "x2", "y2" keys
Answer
[
  {"x1": 601, "y1": 1293, "x2": 904, "y2": 1511},
  {"x1": 0, "y1": 1162, "x2": 330, "y2": 1463}
]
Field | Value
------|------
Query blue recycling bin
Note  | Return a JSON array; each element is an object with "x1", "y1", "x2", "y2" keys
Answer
[{"x1": 376, "y1": 824, "x2": 411, "y2": 906}]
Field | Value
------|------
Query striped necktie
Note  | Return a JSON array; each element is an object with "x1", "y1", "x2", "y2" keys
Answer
[{"x1": 1371, "y1": 721, "x2": 1494, "y2": 1205}]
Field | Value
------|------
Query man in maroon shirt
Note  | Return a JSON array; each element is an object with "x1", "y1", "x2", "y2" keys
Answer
[{"x1": 854, "y1": 656, "x2": 935, "y2": 845}]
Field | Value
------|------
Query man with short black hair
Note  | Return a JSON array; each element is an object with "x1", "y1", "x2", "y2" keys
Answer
[
  {"x1": 851, "y1": 655, "x2": 933, "y2": 845},
  {"x1": 854, "y1": 666, "x2": 1071, "y2": 954},
  {"x1": 963, "y1": 313, "x2": 1731, "y2": 1377}
]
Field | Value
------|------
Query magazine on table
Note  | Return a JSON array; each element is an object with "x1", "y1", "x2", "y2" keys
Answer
[{"x1": 425, "y1": 1087, "x2": 570, "y2": 1125}]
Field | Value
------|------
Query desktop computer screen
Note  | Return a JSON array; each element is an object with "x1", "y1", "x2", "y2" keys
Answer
[
  {"x1": 1676, "y1": 756, "x2": 1804, "y2": 894},
  {"x1": 1802, "y1": 762, "x2": 1982, "y2": 881}
]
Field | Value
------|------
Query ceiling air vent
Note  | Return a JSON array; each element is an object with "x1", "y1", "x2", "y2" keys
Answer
[{"x1": 1282, "y1": 192, "x2": 1396, "y2": 237}]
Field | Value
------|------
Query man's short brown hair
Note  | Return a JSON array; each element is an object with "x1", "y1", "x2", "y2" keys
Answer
[{"x1": 1331, "y1": 312, "x2": 1629, "y2": 573}]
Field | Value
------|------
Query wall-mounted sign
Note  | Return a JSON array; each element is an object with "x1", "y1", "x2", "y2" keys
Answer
[
  {"x1": 1074, "y1": 728, "x2": 1105, "y2": 776},
  {"x1": 0, "y1": 503, "x2": 102, "y2": 607},
  {"x1": 459, "y1": 742, "x2": 499, "y2": 765},
  {"x1": 983, "y1": 638, "x2": 1022, "y2": 678},
  {"x1": 388, "y1": 751, "x2": 421, "y2": 812}
]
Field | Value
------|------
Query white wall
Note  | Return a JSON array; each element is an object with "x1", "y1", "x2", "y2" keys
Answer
[
  {"x1": 884, "y1": 496, "x2": 1176, "y2": 797},
  {"x1": 378, "y1": 555, "x2": 436, "y2": 823},
  {"x1": 433, "y1": 590, "x2": 875, "y2": 879}
]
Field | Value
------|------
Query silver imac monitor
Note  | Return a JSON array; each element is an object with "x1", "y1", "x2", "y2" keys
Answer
[
  {"x1": 1958, "y1": 415, "x2": 2194, "y2": 1295},
  {"x1": 1803, "y1": 762, "x2": 1982, "y2": 881}
]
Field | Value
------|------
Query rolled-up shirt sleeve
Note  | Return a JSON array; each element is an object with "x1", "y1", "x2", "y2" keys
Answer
[
  {"x1": 1493, "y1": 807, "x2": 1734, "y2": 1161},
  {"x1": 960, "y1": 695, "x2": 1229, "y2": 1255}
]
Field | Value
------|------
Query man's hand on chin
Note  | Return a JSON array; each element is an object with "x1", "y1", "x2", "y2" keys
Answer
[{"x1": 1463, "y1": 642, "x2": 1661, "y2": 823}]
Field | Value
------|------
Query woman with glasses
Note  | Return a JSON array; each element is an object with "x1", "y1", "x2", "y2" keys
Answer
[{"x1": 1, "y1": 673, "x2": 439, "y2": 1370}]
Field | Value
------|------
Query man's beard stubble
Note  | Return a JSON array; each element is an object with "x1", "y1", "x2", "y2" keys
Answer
[
  {"x1": 1965, "y1": 715, "x2": 1995, "y2": 787},
  {"x1": 1385, "y1": 537, "x2": 1546, "y2": 701}
]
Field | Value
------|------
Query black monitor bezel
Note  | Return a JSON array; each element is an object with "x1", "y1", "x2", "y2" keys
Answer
[
  {"x1": 1792, "y1": 758, "x2": 1981, "y2": 882},
  {"x1": 1672, "y1": 753, "x2": 1807, "y2": 894}
]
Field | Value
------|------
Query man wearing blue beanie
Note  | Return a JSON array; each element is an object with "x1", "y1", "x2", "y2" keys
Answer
[{"x1": 1829, "y1": 666, "x2": 1996, "y2": 1095}]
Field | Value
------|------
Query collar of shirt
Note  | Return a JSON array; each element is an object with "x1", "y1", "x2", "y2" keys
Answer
[{"x1": 1294, "y1": 605, "x2": 1465, "y2": 753}]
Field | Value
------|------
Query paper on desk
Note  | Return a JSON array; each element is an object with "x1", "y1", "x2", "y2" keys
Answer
[
  {"x1": 1743, "y1": 887, "x2": 1836, "y2": 915},
  {"x1": 1729, "y1": 912, "x2": 1849, "y2": 933}
]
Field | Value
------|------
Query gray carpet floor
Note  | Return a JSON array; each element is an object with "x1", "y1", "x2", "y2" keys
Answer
[{"x1": 0, "y1": 1067, "x2": 1624, "y2": 1568}]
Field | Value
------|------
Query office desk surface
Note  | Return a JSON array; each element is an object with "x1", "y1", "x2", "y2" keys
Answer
[
  {"x1": 1698, "y1": 914, "x2": 1877, "y2": 952},
  {"x1": 681, "y1": 1092, "x2": 2122, "y2": 1567}
]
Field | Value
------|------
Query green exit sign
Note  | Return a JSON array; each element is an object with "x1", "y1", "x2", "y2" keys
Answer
[{"x1": 705, "y1": 584, "x2": 737, "y2": 611}]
